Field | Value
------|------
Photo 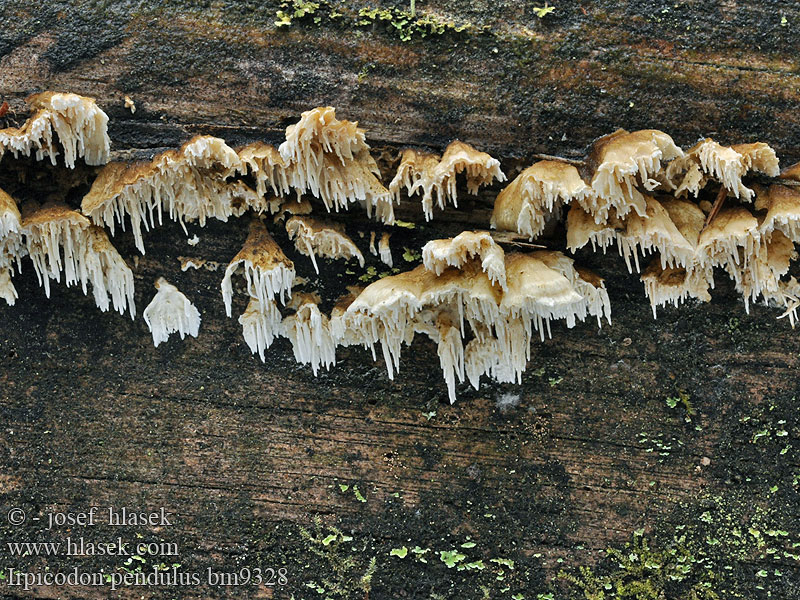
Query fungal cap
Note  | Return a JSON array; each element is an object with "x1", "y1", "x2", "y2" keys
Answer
[
  {"x1": 422, "y1": 230, "x2": 506, "y2": 289},
  {"x1": 285, "y1": 216, "x2": 364, "y2": 273},
  {"x1": 221, "y1": 219, "x2": 295, "y2": 317},
  {"x1": 491, "y1": 160, "x2": 591, "y2": 239}
]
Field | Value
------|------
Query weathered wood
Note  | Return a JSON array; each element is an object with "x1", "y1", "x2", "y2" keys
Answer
[
  {"x1": 1, "y1": 2, "x2": 800, "y2": 599},
  {"x1": 2, "y1": 1, "x2": 800, "y2": 161}
]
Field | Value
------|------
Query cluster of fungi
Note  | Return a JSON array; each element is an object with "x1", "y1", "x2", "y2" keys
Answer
[{"x1": 3, "y1": 93, "x2": 800, "y2": 401}]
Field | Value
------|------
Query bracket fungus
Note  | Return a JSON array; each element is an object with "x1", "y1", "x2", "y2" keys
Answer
[
  {"x1": 285, "y1": 216, "x2": 364, "y2": 274},
  {"x1": 422, "y1": 230, "x2": 506, "y2": 289},
  {"x1": 281, "y1": 292, "x2": 337, "y2": 375},
  {"x1": 221, "y1": 219, "x2": 295, "y2": 317},
  {"x1": 143, "y1": 278, "x2": 201, "y2": 347},
  {"x1": 666, "y1": 139, "x2": 779, "y2": 201},
  {"x1": 238, "y1": 142, "x2": 291, "y2": 206},
  {"x1": 0, "y1": 187, "x2": 24, "y2": 304},
  {"x1": 0, "y1": 92, "x2": 110, "y2": 168},
  {"x1": 278, "y1": 106, "x2": 395, "y2": 224},
  {"x1": 239, "y1": 296, "x2": 283, "y2": 361},
  {"x1": 340, "y1": 245, "x2": 608, "y2": 401},
  {"x1": 390, "y1": 142, "x2": 505, "y2": 221},
  {"x1": 491, "y1": 160, "x2": 591, "y2": 240},
  {"x1": 586, "y1": 129, "x2": 683, "y2": 222},
  {"x1": 81, "y1": 136, "x2": 247, "y2": 253},
  {"x1": 20, "y1": 202, "x2": 135, "y2": 317}
]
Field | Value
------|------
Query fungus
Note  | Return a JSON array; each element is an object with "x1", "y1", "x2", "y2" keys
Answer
[
  {"x1": 281, "y1": 292, "x2": 337, "y2": 375},
  {"x1": 566, "y1": 204, "x2": 621, "y2": 253},
  {"x1": 81, "y1": 135, "x2": 244, "y2": 253},
  {"x1": 587, "y1": 129, "x2": 682, "y2": 222},
  {"x1": 434, "y1": 141, "x2": 506, "y2": 212},
  {"x1": 615, "y1": 196, "x2": 696, "y2": 272},
  {"x1": 273, "y1": 198, "x2": 312, "y2": 224},
  {"x1": 0, "y1": 269, "x2": 17, "y2": 305},
  {"x1": 285, "y1": 216, "x2": 364, "y2": 273},
  {"x1": 491, "y1": 160, "x2": 591, "y2": 240},
  {"x1": 238, "y1": 142, "x2": 291, "y2": 204},
  {"x1": 21, "y1": 202, "x2": 92, "y2": 297},
  {"x1": 0, "y1": 186, "x2": 24, "y2": 276},
  {"x1": 779, "y1": 161, "x2": 800, "y2": 182},
  {"x1": 221, "y1": 219, "x2": 295, "y2": 317},
  {"x1": 21, "y1": 202, "x2": 136, "y2": 316},
  {"x1": 388, "y1": 148, "x2": 441, "y2": 219},
  {"x1": 0, "y1": 92, "x2": 110, "y2": 168},
  {"x1": 278, "y1": 106, "x2": 395, "y2": 223},
  {"x1": 143, "y1": 277, "x2": 201, "y2": 347},
  {"x1": 379, "y1": 232, "x2": 393, "y2": 267},
  {"x1": 695, "y1": 207, "x2": 759, "y2": 270},
  {"x1": 667, "y1": 139, "x2": 779, "y2": 201},
  {"x1": 422, "y1": 230, "x2": 506, "y2": 289},
  {"x1": 368, "y1": 231, "x2": 377, "y2": 256},
  {"x1": 239, "y1": 297, "x2": 283, "y2": 361},
  {"x1": 82, "y1": 225, "x2": 136, "y2": 317},
  {"x1": 389, "y1": 142, "x2": 505, "y2": 221},
  {"x1": 755, "y1": 184, "x2": 800, "y2": 242},
  {"x1": 535, "y1": 250, "x2": 612, "y2": 327},
  {"x1": 641, "y1": 261, "x2": 712, "y2": 317}
]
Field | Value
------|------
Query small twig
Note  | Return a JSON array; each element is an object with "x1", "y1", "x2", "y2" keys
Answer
[
  {"x1": 702, "y1": 186, "x2": 728, "y2": 231},
  {"x1": 531, "y1": 153, "x2": 585, "y2": 166}
]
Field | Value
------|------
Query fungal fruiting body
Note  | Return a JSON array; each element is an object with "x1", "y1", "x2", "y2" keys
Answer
[
  {"x1": 666, "y1": 139, "x2": 780, "y2": 201},
  {"x1": 81, "y1": 136, "x2": 248, "y2": 253},
  {"x1": 20, "y1": 202, "x2": 135, "y2": 317},
  {"x1": 285, "y1": 216, "x2": 364, "y2": 273},
  {"x1": 422, "y1": 230, "x2": 507, "y2": 289},
  {"x1": 143, "y1": 278, "x2": 201, "y2": 347},
  {"x1": 221, "y1": 219, "x2": 295, "y2": 316},
  {"x1": 281, "y1": 292, "x2": 337, "y2": 375},
  {"x1": 0, "y1": 92, "x2": 110, "y2": 168},
  {"x1": 379, "y1": 232, "x2": 392, "y2": 267},
  {"x1": 239, "y1": 296, "x2": 283, "y2": 361},
  {"x1": 341, "y1": 246, "x2": 609, "y2": 402},
  {"x1": 0, "y1": 188, "x2": 24, "y2": 305},
  {"x1": 238, "y1": 142, "x2": 291, "y2": 206},
  {"x1": 390, "y1": 141, "x2": 506, "y2": 220},
  {"x1": 587, "y1": 129, "x2": 683, "y2": 222},
  {"x1": 491, "y1": 160, "x2": 591, "y2": 240},
  {"x1": 278, "y1": 106, "x2": 395, "y2": 223}
]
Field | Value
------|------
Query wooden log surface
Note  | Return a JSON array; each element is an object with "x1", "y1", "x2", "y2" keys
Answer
[{"x1": 1, "y1": 2, "x2": 800, "y2": 599}]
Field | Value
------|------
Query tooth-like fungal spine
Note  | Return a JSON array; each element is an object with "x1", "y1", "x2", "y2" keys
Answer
[
  {"x1": 390, "y1": 142, "x2": 505, "y2": 221},
  {"x1": 379, "y1": 232, "x2": 392, "y2": 267},
  {"x1": 143, "y1": 278, "x2": 201, "y2": 347},
  {"x1": 0, "y1": 92, "x2": 110, "y2": 168}
]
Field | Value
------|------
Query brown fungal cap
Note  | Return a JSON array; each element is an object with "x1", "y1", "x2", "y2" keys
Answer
[
  {"x1": 278, "y1": 107, "x2": 395, "y2": 223},
  {"x1": 81, "y1": 135, "x2": 246, "y2": 253},
  {"x1": 221, "y1": 219, "x2": 295, "y2": 317},
  {"x1": 21, "y1": 202, "x2": 134, "y2": 316},
  {"x1": 422, "y1": 230, "x2": 506, "y2": 289},
  {"x1": 587, "y1": 129, "x2": 682, "y2": 222},
  {"x1": 285, "y1": 215, "x2": 364, "y2": 273},
  {"x1": 0, "y1": 92, "x2": 110, "y2": 168},
  {"x1": 491, "y1": 160, "x2": 590, "y2": 240},
  {"x1": 238, "y1": 141, "x2": 291, "y2": 202}
]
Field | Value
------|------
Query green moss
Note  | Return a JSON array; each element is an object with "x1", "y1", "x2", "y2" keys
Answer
[{"x1": 273, "y1": 0, "x2": 483, "y2": 42}]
